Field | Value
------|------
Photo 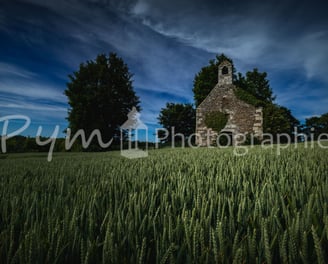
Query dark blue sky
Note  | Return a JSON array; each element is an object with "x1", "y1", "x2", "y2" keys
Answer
[{"x1": 0, "y1": 0, "x2": 327, "y2": 139}]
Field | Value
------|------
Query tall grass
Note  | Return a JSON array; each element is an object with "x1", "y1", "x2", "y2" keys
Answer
[{"x1": 0, "y1": 145, "x2": 327, "y2": 263}]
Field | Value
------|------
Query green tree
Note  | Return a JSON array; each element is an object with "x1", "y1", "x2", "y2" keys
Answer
[
  {"x1": 157, "y1": 103, "x2": 195, "y2": 143},
  {"x1": 65, "y1": 53, "x2": 140, "y2": 148},
  {"x1": 305, "y1": 113, "x2": 328, "y2": 139},
  {"x1": 193, "y1": 53, "x2": 236, "y2": 107},
  {"x1": 263, "y1": 104, "x2": 300, "y2": 139},
  {"x1": 235, "y1": 69, "x2": 275, "y2": 104}
]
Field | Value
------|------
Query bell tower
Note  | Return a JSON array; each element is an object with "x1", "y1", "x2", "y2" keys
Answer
[{"x1": 218, "y1": 60, "x2": 233, "y2": 86}]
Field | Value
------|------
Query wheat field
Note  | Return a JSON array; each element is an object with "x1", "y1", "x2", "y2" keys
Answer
[{"x1": 0, "y1": 144, "x2": 327, "y2": 263}]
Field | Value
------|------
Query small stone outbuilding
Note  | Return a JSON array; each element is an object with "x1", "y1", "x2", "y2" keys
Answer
[{"x1": 195, "y1": 60, "x2": 263, "y2": 146}]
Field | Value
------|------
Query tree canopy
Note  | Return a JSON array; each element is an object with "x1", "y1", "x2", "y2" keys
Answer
[
  {"x1": 65, "y1": 53, "x2": 140, "y2": 148},
  {"x1": 304, "y1": 113, "x2": 328, "y2": 139},
  {"x1": 157, "y1": 103, "x2": 195, "y2": 143},
  {"x1": 235, "y1": 69, "x2": 275, "y2": 104},
  {"x1": 263, "y1": 104, "x2": 300, "y2": 138}
]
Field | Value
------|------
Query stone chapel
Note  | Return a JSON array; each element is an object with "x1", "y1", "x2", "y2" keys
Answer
[{"x1": 195, "y1": 60, "x2": 263, "y2": 146}]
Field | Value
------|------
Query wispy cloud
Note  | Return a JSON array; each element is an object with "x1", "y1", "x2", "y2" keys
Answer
[
  {"x1": 299, "y1": 31, "x2": 328, "y2": 81},
  {"x1": 0, "y1": 97, "x2": 66, "y2": 113},
  {"x1": 274, "y1": 77, "x2": 328, "y2": 122},
  {"x1": 8, "y1": 0, "x2": 204, "y2": 96},
  {"x1": 140, "y1": 15, "x2": 271, "y2": 63},
  {"x1": 0, "y1": 79, "x2": 66, "y2": 103},
  {"x1": 129, "y1": 0, "x2": 328, "y2": 85},
  {"x1": 1, "y1": 0, "x2": 327, "y2": 130},
  {"x1": 0, "y1": 62, "x2": 37, "y2": 79},
  {"x1": 0, "y1": 61, "x2": 67, "y2": 123},
  {"x1": 0, "y1": 92, "x2": 67, "y2": 124}
]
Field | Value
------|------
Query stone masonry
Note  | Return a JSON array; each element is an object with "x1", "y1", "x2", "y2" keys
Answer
[{"x1": 196, "y1": 60, "x2": 263, "y2": 146}]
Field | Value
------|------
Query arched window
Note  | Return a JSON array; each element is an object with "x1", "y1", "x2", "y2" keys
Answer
[{"x1": 222, "y1": 66, "x2": 228, "y2": 75}]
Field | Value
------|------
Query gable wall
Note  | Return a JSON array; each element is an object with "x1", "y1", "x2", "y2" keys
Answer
[{"x1": 196, "y1": 84, "x2": 262, "y2": 146}]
